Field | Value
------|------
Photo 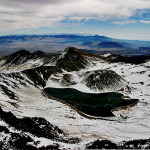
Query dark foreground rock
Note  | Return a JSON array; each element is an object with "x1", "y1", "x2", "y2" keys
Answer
[
  {"x1": 0, "y1": 107, "x2": 80, "y2": 149},
  {"x1": 86, "y1": 139, "x2": 150, "y2": 149},
  {"x1": 0, "y1": 125, "x2": 60, "y2": 150}
]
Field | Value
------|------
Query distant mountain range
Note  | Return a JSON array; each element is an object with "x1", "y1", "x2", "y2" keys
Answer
[
  {"x1": 97, "y1": 42, "x2": 124, "y2": 48},
  {"x1": 0, "y1": 34, "x2": 150, "y2": 56},
  {"x1": 34, "y1": 50, "x2": 46, "y2": 55}
]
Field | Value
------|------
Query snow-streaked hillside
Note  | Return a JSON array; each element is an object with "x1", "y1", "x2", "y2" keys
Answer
[
  {"x1": 46, "y1": 69, "x2": 126, "y2": 93},
  {"x1": 0, "y1": 47, "x2": 150, "y2": 149}
]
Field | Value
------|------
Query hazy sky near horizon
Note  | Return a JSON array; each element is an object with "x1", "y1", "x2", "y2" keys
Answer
[{"x1": 1, "y1": 0, "x2": 150, "y2": 40}]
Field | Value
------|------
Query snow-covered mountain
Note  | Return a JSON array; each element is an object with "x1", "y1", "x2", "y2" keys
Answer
[{"x1": 0, "y1": 47, "x2": 150, "y2": 149}]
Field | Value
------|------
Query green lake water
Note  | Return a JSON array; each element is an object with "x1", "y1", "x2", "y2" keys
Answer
[{"x1": 44, "y1": 88, "x2": 138, "y2": 117}]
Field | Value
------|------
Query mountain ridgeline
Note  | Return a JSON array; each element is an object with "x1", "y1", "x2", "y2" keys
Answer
[
  {"x1": 0, "y1": 47, "x2": 149, "y2": 91},
  {"x1": 3, "y1": 50, "x2": 37, "y2": 66},
  {"x1": 54, "y1": 47, "x2": 88, "y2": 72}
]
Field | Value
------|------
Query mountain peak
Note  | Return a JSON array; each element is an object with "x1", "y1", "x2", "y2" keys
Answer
[
  {"x1": 3, "y1": 49, "x2": 36, "y2": 66},
  {"x1": 55, "y1": 47, "x2": 89, "y2": 72},
  {"x1": 63, "y1": 46, "x2": 78, "y2": 53},
  {"x1": 13, "y1": 50, "x2": 31, "y2": 55}
]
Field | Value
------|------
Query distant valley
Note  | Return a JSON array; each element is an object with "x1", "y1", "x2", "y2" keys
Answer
[{"x1": 0, "y1": 34, "x2": 150, "y2": 56}]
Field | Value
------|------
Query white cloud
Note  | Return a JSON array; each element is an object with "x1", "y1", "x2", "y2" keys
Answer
[
  {"x1": 140, "y1": 20, "x2": 150, "y2": 24},
  {"x1": 0, "y1": 0, "x2": 150, "y2": 32},
  {"x1": 113, "y1": 20, "x2": 137, "y2": 25}
]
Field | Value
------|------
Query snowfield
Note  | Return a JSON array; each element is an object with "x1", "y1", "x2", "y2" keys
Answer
[{"x1": 0, "y1": 50, "x2": 150, "y2": 149}]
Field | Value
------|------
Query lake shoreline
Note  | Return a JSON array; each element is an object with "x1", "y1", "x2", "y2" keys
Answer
[
  {"x1": 42, "y1": 89, "x2": 110, "y2": 120},
  {"x1": 42, "y1": 88, "x2": 138, "y2": 121}
]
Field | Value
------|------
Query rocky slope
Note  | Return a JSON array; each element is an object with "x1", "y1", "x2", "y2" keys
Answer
[
  {"x1": 54, "y1": 47, "x2": 89, "y2": 73},
  {"x1": 0, "y1": 49, "x2": 60, "y2": 73},
  {"x1": 82, "y1": 69, "x2": 125, "y2": 91},
  {"x1": 0, "y1": 107, "x2": 79, "y2": 149},
  {"x1": 0, "y1": 47, "x2": 150, "y2": 149},
  {"x1": 85, "y1": 139, "x2": 150, "y2": 149}
]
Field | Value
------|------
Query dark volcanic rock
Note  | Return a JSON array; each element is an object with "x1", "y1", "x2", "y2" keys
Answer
[
  {"x1": 106, "y1": 54, "x2": 150, "y2": 64},
  {"x1": 38, "y1": 144, "x2": 60, "y2": 150},
  {"x1": 22, "y1": 69, "x2": 46, "y2": 87},
  {"x1": 3, "y1": 50, "x2": 37, "y2": 66},
  {"x1": 0, "y1": 125, "x2": 60, "y2": 150},
  {"x1": 61, "y1": 74, "x2": 76, "y2": 86},
  {"x1": 86, "y1": 140, "x2": 117, "y2": 149},
  {"x1": 22, "y1": 66, "x2": 54, "y2": 87},
  {"x1": 1, "y1": 49, "x2": 61, "y2": 68},
  {"x1": 0, "y1": 84, "x2": 18, "y2": 100},
  {"x1": 54, "y1": 47, "x2": 89, "y2": 72},
  {"x1": 0, "y1": 126, "x2": 35, "y2": 150},
  {"x1": 82, "y1": 69, "x2": 124, "y2": 91},
  {"x1": 86, "y1": 139, "x2": 150, "y2": 149},
  {"x1": 0, "y1": 66, "x2": 55, "y2": 88},
  {"x1": 0, "y1": 107, "x2": 80, "y2": 144},
  {"x1": 33, "y1": 66, "x2": 55, "y2": 80}
]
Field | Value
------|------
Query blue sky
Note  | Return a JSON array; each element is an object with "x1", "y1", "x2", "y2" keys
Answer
[{"x1": 1, "y1": 0, "x2": 150, "y2": 40}]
